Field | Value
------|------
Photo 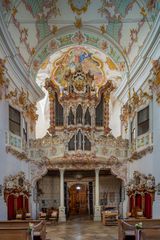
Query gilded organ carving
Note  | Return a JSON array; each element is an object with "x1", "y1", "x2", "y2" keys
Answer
[{"x1": 44, "y1": 52, "x2": 116, "y2": 154}]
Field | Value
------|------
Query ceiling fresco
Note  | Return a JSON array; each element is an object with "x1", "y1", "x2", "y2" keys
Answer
[
  {"x1": 36, "y1": 45, "x2": 123, "y2": 96},
  {"x1": 1, "y1": 0, "x2": 159, "y2": 73}
]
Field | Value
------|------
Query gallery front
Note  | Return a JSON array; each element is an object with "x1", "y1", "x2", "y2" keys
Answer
[{"x1": 35, "y1": 168, "x2": 123, "y2": 222}]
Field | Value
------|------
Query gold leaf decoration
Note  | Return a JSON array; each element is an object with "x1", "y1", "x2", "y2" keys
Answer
[
  {"x1": 68, "y1": 0, "x2": 91, "y2": 15},
  {"x1": 74, "y1": 17, "x2": 82, "y2": 29}
]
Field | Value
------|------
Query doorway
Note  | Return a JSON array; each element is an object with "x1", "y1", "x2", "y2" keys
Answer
[{"x1": 69, "y1": 183, "x2": 88, "y2": 216}]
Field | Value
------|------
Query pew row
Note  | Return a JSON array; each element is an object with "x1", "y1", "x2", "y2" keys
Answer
[
  {"x1": 0, "y1": 220, "x2": 46, "y2": 240},
  {"x1": 118, "y1": 219, "x2": 160, "y2": 240}
]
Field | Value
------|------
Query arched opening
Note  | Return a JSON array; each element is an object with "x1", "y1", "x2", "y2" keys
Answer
[
  {"x1": 35, "y1": 169, "x2": 124, "y2": 220},
  {"x1": 68, "y1": 107, "x2": 74, "y2": 125},
  {"x1": 69, "y1": 183, "x2": 88, "y2": 216},
  {"x1": 84, "y1": 107, "x2": 91, "y2": 125},
  {"x1": 76, "y1": 105, "x2": 83, "y2": 124}
]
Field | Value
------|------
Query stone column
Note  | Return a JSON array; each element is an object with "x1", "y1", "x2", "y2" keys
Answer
[
  {"x1": 94, "y1": 168, "x2": 101, "y2": 221},
  {"x1": 59, "y1": 168, "x2": 66, "y2": 222}
]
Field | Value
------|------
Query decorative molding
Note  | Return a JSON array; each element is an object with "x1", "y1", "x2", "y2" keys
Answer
[
  {"x1": 30, "y1": 26, "x2": 128, "y2": 79},
  {"x1": 6, "y1": 146, "x2": 28, "y2": 161},
  {"x1": 103, "y1": 81, "x2": 115, "y2": 134},
  {"x1": 74, "y1": 17, "x2": 82, "y2": 29},
  {"x1": 129, "y1": 146, "x2": 153, "y2": 161},
  {"x1": 30, "y1": 157, "x2": 127, "y2": 184},
  {"x1": 68, "y1": 0, "x2": 91, "y2": 15},
  {"x1": 126, "y1": 171, "x2": 155, "y2": 196},
  {"x1": 5, "y1": 87, "x2": 38, "y2": 131},
  {"x1": 3, "y1": 171, "x2": 31, "y2": 202},
  {"x1": 150, "y1": 58, "x2": 160, "y2": 104},
  {"x1": 0, "y1": 11, "x2": 43, "y2": 101},
  {"x1": 120, "y1": 87, "x2": 152, "y2": 129},
  {"x1": 0, "y1": 58, "x2": 9, "y2": 99}
]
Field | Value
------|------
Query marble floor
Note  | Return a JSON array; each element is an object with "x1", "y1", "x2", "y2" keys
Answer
[{"x1": 46, "y1": 216, "x2": 118, "y2": 240}]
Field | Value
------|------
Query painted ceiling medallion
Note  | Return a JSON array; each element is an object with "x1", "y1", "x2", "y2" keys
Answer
[
  {"x1": 50, "y1": 47, "x2": 107, "y2": 95},
  {"x1": 68, "y1": 0, "x2": 91, "y2": 15}
]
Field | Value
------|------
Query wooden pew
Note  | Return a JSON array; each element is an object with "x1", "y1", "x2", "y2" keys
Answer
[
  {"x1": 118, "y1": 219, "x2": 160, "y2": 240},
  {"x1": 33, "y1": 220, "x2": 46, "y2": 240},
  {"x1": 141, "y1": 228, "x2": 160, "y2": 240},
  {"x1": 0, "y1": 220, "x2": 46, "y2": 240}
]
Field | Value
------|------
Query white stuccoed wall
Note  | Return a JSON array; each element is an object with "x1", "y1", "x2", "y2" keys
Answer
[
  {"x1": 0, "y1": 100, "x2": 30, "y2": 220},
  {"x1": 152, "y1": 97, "x2": 160, "y2": 218},
  {"x1": 119, "y1": 15, "x2": 160, "y2": 218}
]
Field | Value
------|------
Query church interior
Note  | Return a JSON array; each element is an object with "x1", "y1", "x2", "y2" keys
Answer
[{"x1": 0, "y1": 0, "x2": 160, "y2": 239}]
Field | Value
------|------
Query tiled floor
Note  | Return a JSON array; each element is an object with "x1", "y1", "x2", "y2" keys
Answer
[{"x1": 46, "y1": 216, "x2": 118, "y2": 240}]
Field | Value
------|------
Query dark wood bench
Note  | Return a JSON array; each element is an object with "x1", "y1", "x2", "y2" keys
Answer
[
  {"x1": 0, "y1": 220, "x2": 46, "y2": 240},
  {"x1": 118, "y1": 219, "x2": 160, "y2": 240}
]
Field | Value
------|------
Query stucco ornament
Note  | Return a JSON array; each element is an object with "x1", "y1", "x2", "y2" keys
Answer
[
  {"x1": 0, "y1": 58, "x2": 9, "y2": 99},
  {"x1": 0, "y1": 58, "x2": 6, "y2": 87},
  {"x1": 121, "y1": 87, "x2": 152, "y2": 129},
  {"x1": 126, "y1": 171, "x2": 155, "y2": 196},
  {"x1": 68, "y1": 0, "x2": 91, "y2": 15},
  {"x1": 150, "y1": 59, "x2": 160, "y2": 104},
  {"x1": 5, "y1": 87, "x2": 38, "y2": 132},
  {"x1": 3, "y1": 171, "x2": 31, "y2": 201}
]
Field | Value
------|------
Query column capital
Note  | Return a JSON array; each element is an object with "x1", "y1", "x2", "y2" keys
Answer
[
  {"x1": 95, "y1": 168, "x2": 100, "y2": 174},
  {"x1": 59, "y1": 168, "x2": 65, "y2": 174}
]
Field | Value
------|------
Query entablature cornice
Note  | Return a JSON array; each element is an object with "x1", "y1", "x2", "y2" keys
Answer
[{"x1": 30, "y1": 156, "x2": 128, "y2": 185}]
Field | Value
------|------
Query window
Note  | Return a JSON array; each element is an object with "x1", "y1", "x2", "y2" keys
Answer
[
  {"x1": 68, "y1": 131, "x2": 91, "y2": 151},
  {"x1": 131, "y1": 116, "x2": 135, "y2": 143},
  {"x1": 22, "y1": 117, "x2": 27, "y2": 142},
  {"x1": 84, "y1": 135, "x2": 91, "y2": 150},
  {"x1": 68, "y1": 135, "x2": 75, "y2": 151},
  {"x1": 68, "y1": 108, "x2": 74, "y2": 125},
  {"x1": 76, "y1": 105, "x2": 83, "y2": 124},
  {"x1": 84, "y1": 108, "x2": 91, "y2": 125},
  {"x1": 76, "y1": 130, "x2": 83, "y2": 150},
  {"x1": 137, "y1": 106, "x2": 149, "y2": 136},
  {"x1": 9, "y1": 106, "x2": 21, "y2": 136},
  {"x1": 55, "y1": 93, "x2": 64, "y2": 126},
  {"x1": 96, "y1": 94, "x2": 103, "y2": 126}
]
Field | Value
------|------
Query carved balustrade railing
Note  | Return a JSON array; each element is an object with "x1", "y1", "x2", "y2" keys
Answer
[
  {"x1": 136, "y1": 131, "x2": 152, "y2": 151},
  {"x1": 5, "y1": 131, "x2": 22, "y2": 151}
]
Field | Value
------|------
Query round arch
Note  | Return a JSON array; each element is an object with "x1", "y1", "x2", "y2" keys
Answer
[{"x1": 29, "y1": 25, "x2": 130, "y2": 80}]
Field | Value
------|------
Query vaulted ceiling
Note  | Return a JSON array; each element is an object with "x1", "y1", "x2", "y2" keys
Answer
[{"x1": 1, "y1": 0, "x2": 159, "y2": 80}]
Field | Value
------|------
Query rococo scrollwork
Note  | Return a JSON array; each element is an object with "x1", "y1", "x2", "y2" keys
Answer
[
  {"x1": 150, "y1": 58, "x2": 160, "y2": 104},
  {"x1": 126, "y1": 171, "x2": 156, "y2": 196},
  {"x1": 3, "y1": 171, "x2": 31, "y2": 201},
  {"x1": 121, "y1": 87, "x2": 152, "y2": 130},
  {"x1": 5, "y1": 87, "x2": 38, "y2": 131}
]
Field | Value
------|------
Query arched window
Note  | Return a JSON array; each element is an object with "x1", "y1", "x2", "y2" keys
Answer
[
  {"x1": 95, "y1": 94, "x2": 103, "y2": 126},
  {"x1": 84, "y1": 107, "x2": 91, "y2": 125},
  {"x1": 68, "y1": 131, "x2": 91, "y2": 151},
  {"x1": 76, "y1": 105, "x2": 83, "y2": 124},
  {"x1": 55, "y1": 93, "x2": 64, "y2": 126},
  {"x1": 68, "y1": 135, "x2": 75, "y2": 151},
  {"x1": 84, "y1": 135, "x2": 91, "y2": 150},
  {"x1": 76, "y1": 130, "x2": 83, "y2": 150},
  {"x1": 68, "y1": 108, "x2": 74, "y2": 125}
]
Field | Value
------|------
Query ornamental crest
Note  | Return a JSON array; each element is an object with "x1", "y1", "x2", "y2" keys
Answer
[
  {"x1": 3, "y1": 171, "x2": 31, "y2": 201},
  {"x1": 68, "y1": 0, "x2": 91, "y2": 15}
]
